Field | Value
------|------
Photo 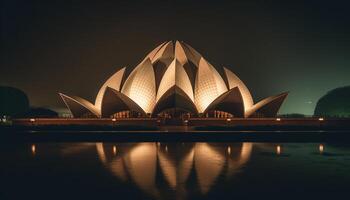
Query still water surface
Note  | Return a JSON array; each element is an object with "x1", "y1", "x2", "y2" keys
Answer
[{"x1": 1, "y1": 142, "x2": 350, "y2": 199}]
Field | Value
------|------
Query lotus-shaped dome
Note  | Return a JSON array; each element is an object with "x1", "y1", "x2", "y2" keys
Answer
[{"x1": 60, "y1": 41, "x2": 288, "y2": 118}]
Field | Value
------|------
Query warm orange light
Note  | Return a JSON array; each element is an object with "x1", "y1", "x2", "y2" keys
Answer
[
  {"x1": 165, "y1": 145, "x2": 168, "y2": 152},
  {"x1": 113, "y1": 146, "x2": 117, "y2": 155},
  {"x1": 319, "y1": 144, "x2": 324, "y2": 154},
  {"x1": 276, "y1": 118, "x2": 281, "y2": 121},
  {"x1": 112, "y1": 118, "x2": 117, "y2": 122},
  {"x1": 276, "y1": 145, "x2": 281, "y2": 155},
  {"x1": 94, "y1": 142, "x2": 255, "y2": 197},
  {"x1": 227, "y1": 146, "x2": 231, "y2": 155},
  {"x1": 31, "y1": 144, "x2": 36, "y2": 155},
  {"x1": 226, "y1": 118, "x2": 231, "y2": 122},
  {"x1": 318, "y1": 117, "x2": 324, "y2": 121},
  {"x1": 30, "y1": 118, "x2": 35, "y2": 122}
]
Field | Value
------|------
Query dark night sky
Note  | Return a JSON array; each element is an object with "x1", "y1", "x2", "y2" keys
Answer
[{"x1": 1, "y1": 0, "x2": 350, "y2": 115}]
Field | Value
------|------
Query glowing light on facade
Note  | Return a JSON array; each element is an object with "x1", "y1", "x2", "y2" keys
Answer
[
  {"x1": 59, "y1": 93, "x2": 100, "y2": 117},
  {"x1": 122, "y1": 59, "x2": 156, "y2": 113},
  {"x1": 319, "y1": 144, "x2": 324, "y2": 154},
  {"x1": 156, "y1": 59, "x2": 176, "y2": 101},
  {"x1": 195, "y1": 58, "x2": 227, "y2": 112},
  {"x1": 156, "y1": 59, "x2": 194, "y2": 101},
  {"x1": 113, "y1": 146, "x2": 117, "y2": 155},
  {"x1": 276, "y1": 145, "x2": 281, "y2": 155},
  {"x1": 146, "y1": 41, "x2": 166, "y2": 61},
  {"x1": 95, "y1": 67, "x2": 125, "y2": 111},
  {"x1": 174, "y1": 41, "x2": 189, "y2": 65},
  {"x1": 224, "y1": 67, "x2": 254, "y2": 112},
  {"x1": 31, "y1": 144, "x2": 36, "y2": 155},
  {"x1": 245, "y1": 92, "x2": 289, "y2": 118},
  {"x1": 175, "y1": 59, "x2": 194, "y2": 101},
  {"x1": 60, "y1": 41, "x2": 288, "y2": 118},
  {"x1": 151, "y1": 41, "x2": 174, "y2": 63}
]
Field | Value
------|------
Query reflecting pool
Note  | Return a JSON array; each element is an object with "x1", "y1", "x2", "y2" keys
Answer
[{"x1": 1, "y1": 142, "x2": 350, "y2": 199}]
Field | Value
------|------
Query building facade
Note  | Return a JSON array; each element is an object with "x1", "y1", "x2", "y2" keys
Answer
[{"x1": 60, "y1": 41, "x2": 288, "y2": 118}]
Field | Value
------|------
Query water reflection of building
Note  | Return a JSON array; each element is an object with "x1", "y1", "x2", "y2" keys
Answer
[{"x1": 96, "y1": 143, "x2": 252, "y2": 199}]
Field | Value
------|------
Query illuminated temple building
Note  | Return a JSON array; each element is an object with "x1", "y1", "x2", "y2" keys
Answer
[{"x1": 59, "y1": 41, "x2": 288, "y2": 118}]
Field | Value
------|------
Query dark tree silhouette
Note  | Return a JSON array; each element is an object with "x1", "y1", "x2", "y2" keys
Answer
[
  {"x1": 0, "y1": 86, "x2": 29, "y2": 117},
  {"x1": 314, "y1": 86, "x2": 350, "y2": 117}
]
